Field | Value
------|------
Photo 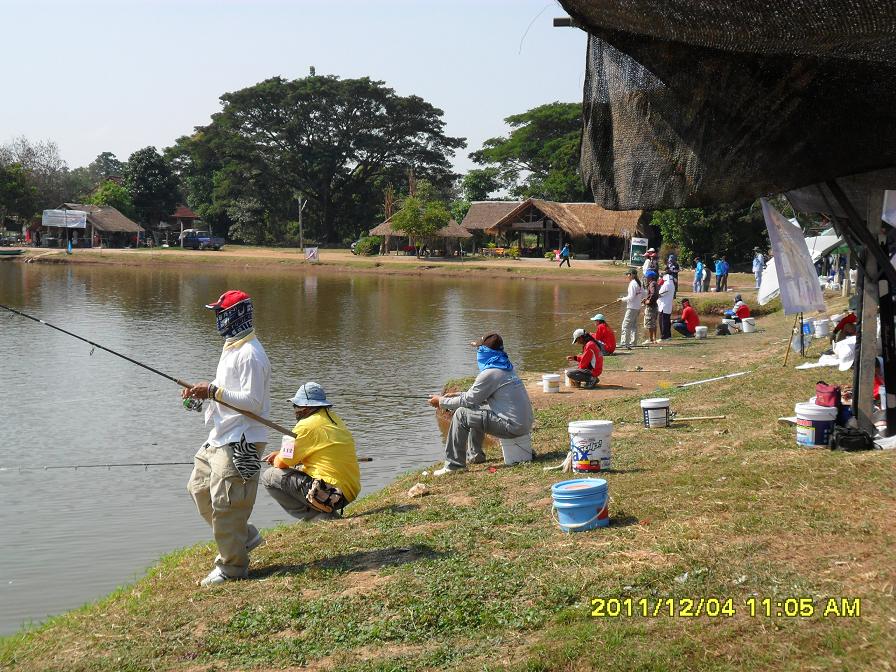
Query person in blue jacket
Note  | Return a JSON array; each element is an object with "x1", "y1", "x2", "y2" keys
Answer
[
  {"x1": 693, "y1": 256, "x2": 704, "y2": 293},
  {"x1": 714, "y1": 256, "x2": 724, "y2": 292},
  {"x1": 559, "y1": 243, "x2": 571, "y2": 268}
]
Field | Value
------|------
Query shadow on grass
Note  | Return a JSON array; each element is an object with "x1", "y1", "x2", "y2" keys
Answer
[
  {"x1": 609, "y1": 512, "x2": 641, "y2": 528},
  {"x1": 253, "y1": 544, "x2": 444, "y2": 579}
]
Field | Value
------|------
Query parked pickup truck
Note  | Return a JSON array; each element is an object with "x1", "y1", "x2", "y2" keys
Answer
[{"x1": 181, "y1": 229, "x2": 224, "y2": 250}]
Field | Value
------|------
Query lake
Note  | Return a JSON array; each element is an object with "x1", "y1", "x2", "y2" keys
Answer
[{"x1": 0, "y1": 260, "x2": 621, "y2": 635}]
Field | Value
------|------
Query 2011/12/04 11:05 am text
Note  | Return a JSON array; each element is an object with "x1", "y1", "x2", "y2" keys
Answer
[{"x1": 590, "y1": 597, "x2": 861, "y2": 618}]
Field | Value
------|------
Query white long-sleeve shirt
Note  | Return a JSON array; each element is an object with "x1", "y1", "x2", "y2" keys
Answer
[
  {"x1": 657, "y1": 274, "x2": 675, "y2": 314},
  {"x1": 624, "y1": 279, "x2": 643, "y2": 310},
  {"x1": 204, "y1": 333, "x2": 271, "y2": 446}
]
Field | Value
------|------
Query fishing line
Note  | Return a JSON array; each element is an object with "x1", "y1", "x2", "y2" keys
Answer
[
  {"x1": 0, "y1": 456, "x2": 375, "y2": 472},
  {"x1": 0, "y1": 303, "x2": 297, "y2": 439}
]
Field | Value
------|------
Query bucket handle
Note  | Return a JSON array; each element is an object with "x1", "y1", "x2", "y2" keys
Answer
[{"x1": 551, "y1": 500, "x2": 609, "y2": 530}]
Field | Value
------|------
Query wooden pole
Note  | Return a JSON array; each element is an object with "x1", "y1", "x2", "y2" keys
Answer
[{"x1": 782, "y1": 313, "x2": 799, "y2": 367}]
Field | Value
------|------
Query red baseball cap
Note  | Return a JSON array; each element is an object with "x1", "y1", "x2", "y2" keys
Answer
[{"x1": 205, "y1": 290, "x2": 251, "y2": 311}]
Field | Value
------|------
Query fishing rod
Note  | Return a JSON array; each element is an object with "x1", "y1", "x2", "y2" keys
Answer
[
  {"x1": 1, "y1": 303, "x2": 298, "y2": 440},
  {"x1": 0, "y1": 455, "x2": 377, "y2": 472}
]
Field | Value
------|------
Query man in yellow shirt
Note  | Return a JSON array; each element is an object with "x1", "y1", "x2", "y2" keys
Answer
[{"x1": 261, "y1": 382, "x2": 360, "y2": 520}]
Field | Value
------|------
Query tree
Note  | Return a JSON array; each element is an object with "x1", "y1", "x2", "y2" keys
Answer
[
  {"x1": 391, "y1": 194, "x2": 451, "y2": 256},
  {"x1": 461, "y1": 168, "x2": 502, "y2": 201},
  {"x1": 88, "y1": 152, "x2": 126, "y2": 184},
  {"x1": 170, "y1": 74, "x2": 465, "y2": 244},
  {"x1": 651, "y1": 200, "x2": 770, "y2": 264},
  {"x1": 0, "y1": 136, "x2": 71, "y2": 208},
  {"x1": 470, "y1": 102, "x2": 588, "y2": 202},
  {"x1": 87, "y1": 180, "x2": 135, "y2": 219},
  {"x1": 124, "y1": 147, "x2": 180, "y2": 226},
  {"x1": 0, "y1": 163, "x2": 38, "y2": 223}
]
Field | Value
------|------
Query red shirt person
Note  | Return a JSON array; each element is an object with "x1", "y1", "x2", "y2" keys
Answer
[
  {"x1": 672, "y1": 298, "x2": 700, "y2": 337},
  {"x1": 566, "y1": 328, "x2": 604, "y2": 389},
  {"x1": 589, "y1": 313, "x2": 617, "y2": 354}
]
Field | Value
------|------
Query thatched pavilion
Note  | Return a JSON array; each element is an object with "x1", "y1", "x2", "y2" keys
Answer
[
  {"x1": 369, "y1": 217, "x2": 472, "y2": 256},
  {"x1": 469, "y1": 198, "x2": 649, "y2": 258}
]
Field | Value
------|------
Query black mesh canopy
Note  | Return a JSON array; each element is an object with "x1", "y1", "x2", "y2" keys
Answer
[{"x1": 559, "y1": 0, "x2": 896, "y2": 209}]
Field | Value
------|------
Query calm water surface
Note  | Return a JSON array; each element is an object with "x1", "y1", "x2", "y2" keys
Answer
[{"x1": 0, "y1": 260, "x2": 621, "y2": 635}]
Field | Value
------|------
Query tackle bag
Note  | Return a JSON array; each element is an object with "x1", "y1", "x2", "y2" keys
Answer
[{"x1": 830, "y1": 426, "x2": 875, "y2": 452}]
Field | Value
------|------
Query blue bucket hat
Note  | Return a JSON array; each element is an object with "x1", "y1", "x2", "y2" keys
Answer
[{"x1": 288, "y1": 382, "x2": 333, "y2": 408}]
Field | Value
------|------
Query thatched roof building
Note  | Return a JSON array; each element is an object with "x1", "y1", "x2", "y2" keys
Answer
[
  {"x1": 369, "y1": 217, "x2": 471, "y2": 239},
  {"x1": 61, "y1": 203, "x2": 143, "y2": 234},
  {"x1": 460, "y1": 201, "x2": 523, "y2": 231},
  {"x1": 484, "y1": 198, "x2": 646, "y2": 238}
]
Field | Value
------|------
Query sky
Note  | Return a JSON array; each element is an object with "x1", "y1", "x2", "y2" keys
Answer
[{"x1": 0, "y1": 0, "x2": 586, "y2": 174}]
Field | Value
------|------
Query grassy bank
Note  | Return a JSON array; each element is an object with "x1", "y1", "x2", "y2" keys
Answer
[{"x1": 3, "y1": 307, "x2": 893, "y2": 671}]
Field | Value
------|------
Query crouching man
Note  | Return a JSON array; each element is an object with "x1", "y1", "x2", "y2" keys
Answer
[
  {"x1": 429, "y1": 333, "x2": 533, "y2": 476},
  {"x1": 261, "y1": 382, "x2": 361, "y2": 519}
]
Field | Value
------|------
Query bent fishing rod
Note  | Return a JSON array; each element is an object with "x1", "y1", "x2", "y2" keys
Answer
[{"x1": 2, "y1": 303, "x2": 299, "y2": 440}]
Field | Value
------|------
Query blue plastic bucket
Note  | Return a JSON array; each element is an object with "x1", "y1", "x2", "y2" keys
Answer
[{"x1": 551, "y1": 478, "x2": 609, "y2": 532}]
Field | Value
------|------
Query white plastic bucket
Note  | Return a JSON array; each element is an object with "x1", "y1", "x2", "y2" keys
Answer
[
  {"x1": 741, "y1": 317, "x2": 756, "y2": 333},
  {"x1": 814, "y1": 320, "x2": 831, "y2": 339},
  {"x1": 500, "y1": 434, "x2": 533, "y2": 465},
  {"x1": 695, "y1": 325, "x2": 708, "y2": 339},
  {"x1": 640, "y1": 398, "x2": 671, "y2": 428},
  {"x1": 794, "y1": 402, "x2": 837, "y2": 446},
  {"x1": 568, "y1": 420, "x2": 613, "y2": 472},
  {"x1": 830, "y1": 313, "x2": 845, "y2": 325},
  {"x1": 542, "y1": 374, "x2": 561, "y2": 393},
  {"x1": 722, "y1": 318, "x2": 737, "y2": 328}
]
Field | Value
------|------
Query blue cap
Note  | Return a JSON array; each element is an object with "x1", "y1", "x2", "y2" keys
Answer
[
  {"x1": 288, "y1": 382, "x2": 333, "y2": 407},
  {"x1": 645, "y1": 270, "x2": 658, "y2": 279}
]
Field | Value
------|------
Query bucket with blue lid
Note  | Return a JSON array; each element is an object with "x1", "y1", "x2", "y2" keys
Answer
[{"x1": 551, "y1": 478, "x2": 609, "y2": 532}]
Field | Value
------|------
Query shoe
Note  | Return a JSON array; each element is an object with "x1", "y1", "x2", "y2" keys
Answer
[
  {"x1": 584, "y1": 376, "x2": 600, "y2": 390},
  {"x1": 433, "y1": 465, "x2": 466, "y2": 476},
  {"x1": 214, "y1": 527, "x2": 265, "y2": 564},
  {"x1": 468, "y1": 454, "x2": 486, "y2": 464},
  {"x1": 199, "y1": 566, "x2": 247, "y2": 587}
]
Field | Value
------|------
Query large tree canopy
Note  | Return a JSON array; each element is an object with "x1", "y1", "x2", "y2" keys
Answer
[
  {"x1": 170, "y1": 74, "x2": 465, "y2": 244},
  {"x1": 470, "y1": 102, "x2": 588, "y2": 202},
  {"x1": 125, "y1": 147, "x2": 180, "y2": 226}
]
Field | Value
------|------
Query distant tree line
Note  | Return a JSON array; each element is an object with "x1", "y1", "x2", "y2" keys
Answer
[{"x1": 0, "y1": 74, "x2": 775, "y2": 256}]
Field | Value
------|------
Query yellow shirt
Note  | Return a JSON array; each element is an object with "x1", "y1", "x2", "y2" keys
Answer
[{"x1": 273, "y1": 410, "x2": 361, "y2": 503}]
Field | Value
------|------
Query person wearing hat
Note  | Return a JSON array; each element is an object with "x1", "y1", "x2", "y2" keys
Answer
[
  {"x1": 752, "y1": 247, "x2": 766, "y2": 289},
  {"x1": 566, "y1": 328, "x2": 603, "y2": 389},
  {"x1": 619, "y1": 268, "x2": 643, "y2": 349},
  {"x1": 641, "y1": 269, "x2": 660, "y2": 343},
  {"x1": 429, "y1": 333, "x2": 533, "y2": 475},
  {"x1": 182, "y1": 290, "x2": 272, "y2": 587},
  {"x1": 672, "y1": 298, "x2": 700, "y2": 337},
  {"x1": 590, "y1": 312, "x2": 617, "y2": 355},
  {"x1": 724, "y1": 294, "x2": 751, "y2": 323},
  {"x1": 260, "y1": 382, "x2": 361, "y2": 519},
  {"x1": 641, "y1": 248, "x2": 658, "y2": 286},
  {"x1": 657, "y1": 268, "x2": 675, "y2": 340}
]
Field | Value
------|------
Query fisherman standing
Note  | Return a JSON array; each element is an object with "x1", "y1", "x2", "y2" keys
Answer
[
  {"x1": 182, "y1": 290, "x2": 271, "y2": 587},
  {"x1": 752, "y1": 247, "x2": 765, "y2": 288},
  {"x1": 429, "y1": 333, "x2": 533, "y2": 475},
  {"x1": 618, "y1": 268, "x2": 643, "y2": 350}
]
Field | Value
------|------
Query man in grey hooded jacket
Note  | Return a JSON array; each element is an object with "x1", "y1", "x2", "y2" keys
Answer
[{"x1": 429, "y1": 333, "x2": 533, "y2": 475}]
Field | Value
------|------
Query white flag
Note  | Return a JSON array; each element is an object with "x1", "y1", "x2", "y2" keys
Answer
[
  {"x1": 761, "y1": 198, "x2": 826, "y2": 314},
  {"x1": 883, "y1": 190, "x2": 896, "y2": 227}
]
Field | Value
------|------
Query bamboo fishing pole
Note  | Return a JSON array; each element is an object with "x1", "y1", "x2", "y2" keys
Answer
[{"x1": 2, "y1": 303, "x2": 300, "y2": 440}]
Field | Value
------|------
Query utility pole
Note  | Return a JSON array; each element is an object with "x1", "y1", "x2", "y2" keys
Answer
[{"x1": 295, "y1": 192, "x2": 307, "y2": 256}]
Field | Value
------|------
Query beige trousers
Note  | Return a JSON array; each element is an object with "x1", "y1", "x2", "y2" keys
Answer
[{"x1": 187, "y1": 442, "x2": 265, "y2": 577}]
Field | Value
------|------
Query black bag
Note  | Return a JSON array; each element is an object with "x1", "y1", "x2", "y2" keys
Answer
[
  {"x1": 716, "y1": 324, "x2": 731, "y2": 336},
  {"x1": 830, "y1": 426, "x2": 875, "y2": 452}
]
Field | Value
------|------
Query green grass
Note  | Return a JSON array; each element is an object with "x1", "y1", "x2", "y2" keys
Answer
[{"x1": 2, "y1": 305, "x2": 893, "y2": 671}]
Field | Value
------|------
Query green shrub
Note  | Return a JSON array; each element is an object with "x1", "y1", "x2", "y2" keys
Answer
[
  {"x1": 508, "y1": 246, "x2": 521, "y2": 259},
  {"x1": 353, "y1": 236, "x2": 382, "y2": 256}
]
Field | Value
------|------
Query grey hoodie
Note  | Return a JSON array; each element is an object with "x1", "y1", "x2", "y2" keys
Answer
[{"x1": 440, "y1": 367, "x2": 533, "y2": 434}]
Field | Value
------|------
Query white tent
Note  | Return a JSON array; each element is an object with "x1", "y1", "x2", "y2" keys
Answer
[{"x1": 758, "y1": 219, "x2": 844, "y2": 305}]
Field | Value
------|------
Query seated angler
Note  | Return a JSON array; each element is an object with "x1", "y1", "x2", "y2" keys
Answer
[
  {"x1": 566, "y1": 328, "x2": 603, "y2": 389},
  {"x1": 724, "y1": 294, "x2": 751, "y2": 323},
  {"x1": 429, "y1": 333, "x2": 533, "y2": 476},
  {"x1": 589, "y1": 313, "x2": 617, "y2": 355},
  {"x1": 672, "y1": 297, "x2": 700, "y2": 337},
  {"x1": 261, "y1": 382, "x2": 361, "y2": 520}
]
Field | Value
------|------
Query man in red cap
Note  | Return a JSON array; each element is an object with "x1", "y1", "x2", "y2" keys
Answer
[{"x1": 182, "y1": 290, "x2": 272, "y2": 586}]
